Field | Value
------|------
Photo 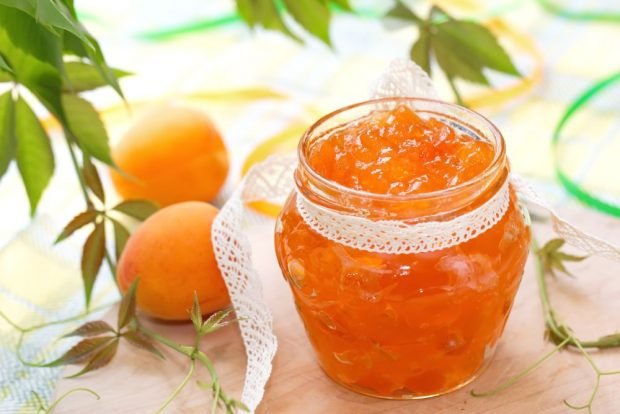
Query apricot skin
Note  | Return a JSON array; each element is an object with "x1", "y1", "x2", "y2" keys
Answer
[{"x1": 117, "y1": 201, "x2": 230, "y2": 321}]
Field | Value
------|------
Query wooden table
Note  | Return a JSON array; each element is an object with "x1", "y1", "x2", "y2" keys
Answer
[{"x1": 55, "y1": 206, "x2": 620, "y2": 413}]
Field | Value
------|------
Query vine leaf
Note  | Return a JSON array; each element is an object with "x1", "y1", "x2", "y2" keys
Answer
[
  {"x1": 435, "y1": 18, "x2": 520, "y2": 77},
  {"x1": 190, "y1": 292, "x2": 203, "y2": 333},
  {"x1": 236, "y1": 0, "x2": 256, "y2": 27},
  {"x1": 117, "y1": 278, "x2": 138, "y2": 330},
  {"x1": 62, "y1": 93, "x2": 113, "y2": 165},
  {"x1": 410, "y1": 28, "x2": 431, "y2": 75},
  {"x1": 63, "y1": 321, "x2": 115, "y2": 338},
  {"x1": 62, "y1": 61, "x2": 131, "y2": 93},
  {"x1": 4, "y1": 0, "x2": 126, "y2": 100},
  {"x1": 200, "y1": 308, "x2": 236, "y2": 336},
  {"x1": 331, "y1": 0, "x2": 352, "y2": 12},
  {"x1": 283, "y1": 0, "x2": 331, "y2": 45},
  {"x1": 238, "y1": 0, "x2": 300, "y2": 41},
  {"x1": 537, "y1": 238, "x2": 587, "y2": 278},
  {"x1": 14, "y1": 96, "x2": 55, "y2": 215},
  {"x1": 40, "y1": 336, "x2": 115, "y2": 367},
  {"x1": 82, "y1": 33, "x2": 126, "y2": 100},
  {"x1": 33, "y1": 0, "x2": 93, "y2": 47},
  {"x1": 0, "y1": 90, "x2": 15, "y2": 181},
  {"x1": 386, "y1": 2, "x2": 521, "y2": 102},
  {"x1": 0, "y1": 6, "x2": 66, "y2": 122},
  {"x1": 113, "y1": 199, "x2": 159, "y2": 221},
  {"x1": 0, "y1": 52, "x2": 12, "y2": 74},
  {"x1": 82, "y1": 155, "x2": 105, "y2": 203},
  {"x1": 81, "y1": 221, "x2": 105, "y2": 307},
  {"x1": 111, "y1": 218, "x2": 131, "y2": 260},
  {"x1": 65, "y1": 338, "x2": 119, "y2": 378},
  {"x1": 123, "y1": 331, "x2": 164, "y2": 359},
  {"x1": 386, "y1": 0, "x2": 420, "y2": 22},
  {"x1": 55, "y1": 209, "x2": 98, "y2": 243}
]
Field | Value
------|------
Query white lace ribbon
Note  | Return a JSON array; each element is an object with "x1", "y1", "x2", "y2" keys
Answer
[
  {"x1": 295, "y1": 179, "x2": 511, "y2": 254},
  {"x1": 211, "y1": 59, "x2": 620, "y2": 412}
]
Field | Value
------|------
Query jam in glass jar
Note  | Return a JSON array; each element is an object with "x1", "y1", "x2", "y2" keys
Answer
[{"x1": 274, "y1": 98, "x2": 531, "y2": 399}]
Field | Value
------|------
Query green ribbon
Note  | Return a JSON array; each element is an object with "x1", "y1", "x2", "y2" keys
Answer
[
  {"x1": 537, "y1": 0, "x2": 620, "y2": 23},
  {"x1": 552, "y1": 71, "x2": 620, "y2": 217}
]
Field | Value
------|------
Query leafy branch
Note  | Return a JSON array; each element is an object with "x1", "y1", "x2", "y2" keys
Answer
[
  {"x1": 387, "y1": 2, "x2": 521, "y2": 105},
  {"x1": 19, "y1": 280, "x2": 162, "y2": 377},
  {"x1": 2, "y1": 282, "x2": 245, "y2": 412},
  {"x1": 471, "y1": 236, "x2": 620, "y2": 413},
  {"x1": 233, "y1": 0, "x2": 521, "y2": 106},
  {"x1": 235, "y1": 0, "x2": 352, "y2": 45},
  {"x1": 55, "y1": 193, "x2": 158, "y2": 306},
  {"x1": 0, "y1": 2, "x2": 140, "y2": 305},
  {"x1": 141, "y1": 293, "x2": 248, "y2": 414},
  {"x1": 32, "y1": 388, "x2": 100, "y2": 414}
]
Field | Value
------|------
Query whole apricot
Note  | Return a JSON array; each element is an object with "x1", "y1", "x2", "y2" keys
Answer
[
  {"x1": 117, "y1": 201, "x2": 229, "y2": 320},
  {"x1": 111, "y1": 104, "x2": 229, "y2": 206}
]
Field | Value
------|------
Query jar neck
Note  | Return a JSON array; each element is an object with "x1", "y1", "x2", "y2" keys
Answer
[{"x1": 294, "y1": 98, "x2": 508, "y2": 222}]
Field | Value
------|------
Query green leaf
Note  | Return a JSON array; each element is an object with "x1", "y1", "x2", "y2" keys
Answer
[
  {"x1": 283, "y1": 0, "x2": 331, "y2": 45},
  {"x1": 433, "y1": 34, "x2": 489, "y2": 85},
  {"x1": 0, "y1": 90, "x2": 15, "y2": 181},
  {"x1": 14, "y1": 96, "x2": 55, "y2": 215},
  {"x1": 40, "y1": 336, "x2": 115, "y2": 367},
  {"x1": 81, "y1": 221, "x2": 105, "y2": 307},
  {"x1": 63, "y1": 61, "x2": 131, "y2": 93},
  {"x1": 555, "y1": 252, "x2": 587, "y2": 262},
  {"x1": 190, "y1": 292, "x2": 203, "y2": 332},
  {"x1": 0, "y1": 52, "x2": 12, "y2": 74},
  {"x1": 386, "y1": 0, "x2": 421, "y2": 22},
  {"x1": 64, "y1": 320, "x2": 115, "y2": 338},
  {"x1": 117, "y1": 278, "x2": 138, "y2": 330},
  {"x1": 436, "y1": 19, "x2": 520, "y2": 76},
  {"x1": 113, "y1": 199, "x2": 159, "y2": 221},
  {"x1": 83, "y1": 34, "x2": 125, "y2": 99},
  {"x1": 34, "y1": 0, "x2": 93, "y2": 46},
  {"x1": 236, "y1": 0, "x2": 256, "y2": 27},
  {"x1": 65, "y1": 338, "x2": 119, "y2": 378},
  {"x1": 410, "y1": 28, "x2": 431, "y2": 75},
  {"x1": 111, "y1": 218, "x2": 130, "y2": 261},
  {"x1": 59, "y1": 0, "x2": 77, "y2": 17},
  {"x1": 82, "y1": 155, "x2": 105, "y2": 202},
  {"x1": 55, "y1": 209, "x2": 98, "y2": 243},
  {"x1": 123, "y1": 330, "x2": 164, "y2": 359},
  {"x1": 330, "y1": 0, "x2": 352, "y2": 12},
  {"x1": 255, "y1": 0, "x2": 299, "y2": 41},
  {"x1": 0, "y1": 0, "x2": 36, "y2": 16},
  {"x1": 540, "y1": 238, "x2": 565, "y2": 254},
  {"x1": 200, "y1": 308, "x2": 236, "y2": 335},
  {"x1": 550, "y1": 256, "x2": 571, "y2": 277},
  {"x1": 0, "y1": 6, "x2": 65, "y2": 121},
  {"x1": 63, "y1": 31, "x2": 87, "y2": 56},
  {"x1": 61, "y1": 94, "x2": 113, "y2": 165}
]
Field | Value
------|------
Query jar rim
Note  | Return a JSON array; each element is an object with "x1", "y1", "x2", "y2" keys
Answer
[{"x1": 297, "y1": 97, "x2": 507, "y2": 203}]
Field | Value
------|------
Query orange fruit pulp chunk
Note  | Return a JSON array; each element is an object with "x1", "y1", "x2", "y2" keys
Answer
[
  {"x1": 308, "y1": 105, "x2": 495, "y2": 195},
  {"x1": 276, "y1": 104, "x2": 531, "y2": 398}
]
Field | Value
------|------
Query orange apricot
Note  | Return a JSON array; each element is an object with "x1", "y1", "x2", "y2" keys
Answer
[
  {"x1": 117, "y1": 201, "x2": 230, "y2": 320},
  {"x1": 110, "y1": 104, "x2": 229, "y2": 206}
]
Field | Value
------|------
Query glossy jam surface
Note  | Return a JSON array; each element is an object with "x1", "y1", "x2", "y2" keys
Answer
[
  {"x1": 308, "y1": 105, "x2": 495, "y2": 195},
  {"x1": 275, "y1": 104, "x2": 530, "y2": 398}
]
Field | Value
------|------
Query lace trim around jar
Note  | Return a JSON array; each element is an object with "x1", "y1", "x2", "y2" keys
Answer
[{"x1": 295, "y1": 179, "x2": 511, "y2": 254}]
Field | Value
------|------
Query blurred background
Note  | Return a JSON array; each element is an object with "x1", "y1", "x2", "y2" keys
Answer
[{"x1": 1, "y1": 0, "x2": 619, "y2": 410}]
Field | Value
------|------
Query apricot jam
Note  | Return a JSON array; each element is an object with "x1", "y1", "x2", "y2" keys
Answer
[{"x1": 275, "y1": 98, "x2": 530, "y2": 399}]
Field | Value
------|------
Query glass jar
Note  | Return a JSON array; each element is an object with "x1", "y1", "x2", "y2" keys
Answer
[{"x1": 274, "y1": 98, "x2": 531, "y2": 399}]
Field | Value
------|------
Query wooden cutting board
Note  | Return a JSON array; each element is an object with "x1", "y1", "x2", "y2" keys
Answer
[{"x1": 55, "y1": 206, "x2": 620, "y2": 413}]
